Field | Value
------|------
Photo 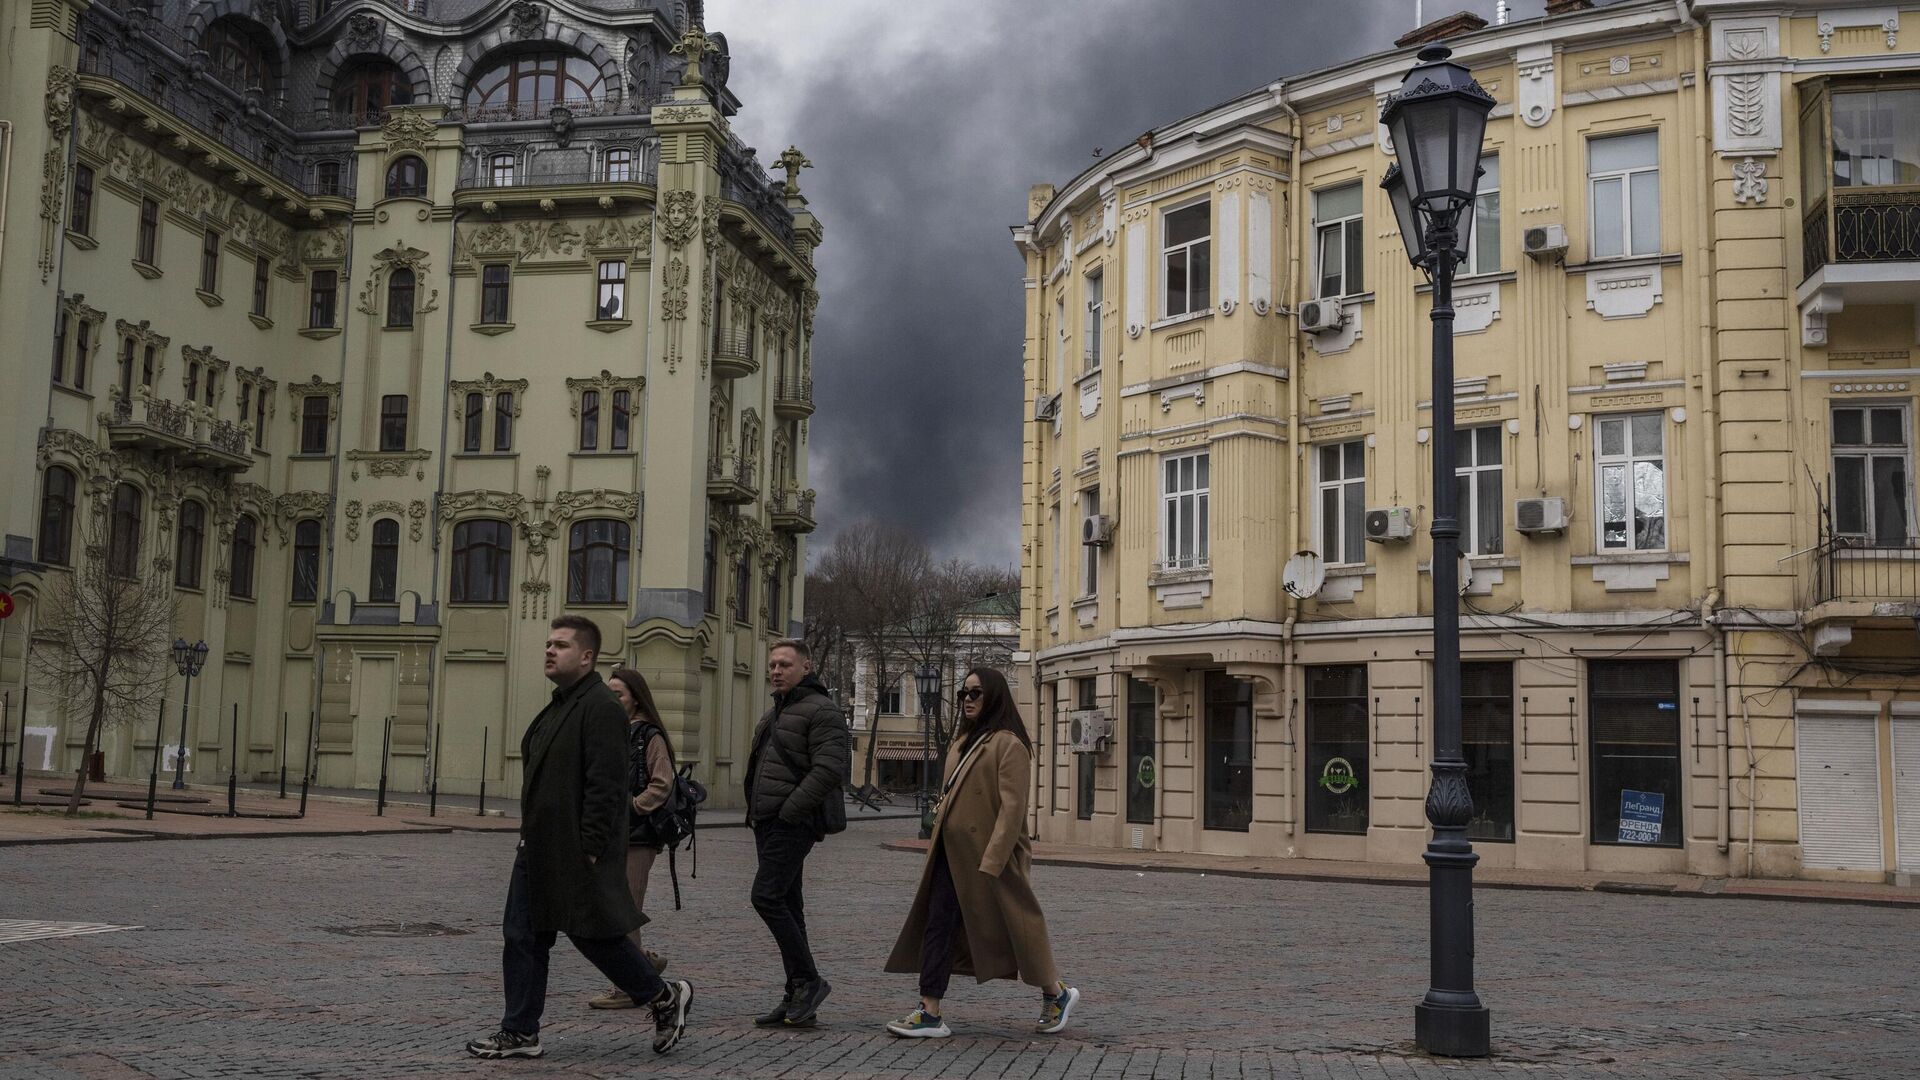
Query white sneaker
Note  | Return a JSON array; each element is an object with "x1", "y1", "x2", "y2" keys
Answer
[
  {"x1": 1036, "y1": 984, "x2": 1079, "y2": 1034},
  {"x1": 886, "y1": 1008, "x2": 952, "y2": 1038}
]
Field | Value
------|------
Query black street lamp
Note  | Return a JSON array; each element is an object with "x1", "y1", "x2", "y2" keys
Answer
[
  {"x1": 1380, "y1": 43, "x2": 1495, "y2": 1059},
  {"x1": 914, "y1": 663, "x2": 940, "y2": 840},
  {"x1": 170, "y1": 637, "x2": 209, "y2": 790}
]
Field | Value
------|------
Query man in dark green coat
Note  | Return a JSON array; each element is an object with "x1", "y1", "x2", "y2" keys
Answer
[{"x1": 466, "y1": 615, "x2": 693, "y2": 1061}]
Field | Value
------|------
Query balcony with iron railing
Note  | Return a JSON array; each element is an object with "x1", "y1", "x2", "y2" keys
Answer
[
  {"x1": 711, "y1": 327, "x2": 759, "y2": 380},
  {"x1": 770, "y1": 487, "x2": 817, "y2": 534},
  {"x1": 454, "y1": 162, "x2": 660, "y2": 193},
  {"x1": 106, "y1": 390, "x2": 253, "y2": 471},
  {"x1": 773, "y1": 375, "x2": 814, "y2": 419},
  {"x1": 706, "y1": 453, "x2": 758, "y2": 505},
  {"x1": 1816, "y1": 536, "x2": 1920, "y2": 605}
]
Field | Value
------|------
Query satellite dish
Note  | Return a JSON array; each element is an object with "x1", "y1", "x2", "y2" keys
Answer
[
  {"x1": 1458, "y1": 551, "x2": 1474, "y2": 597},
  {"x1": 1282, "y1": 550, "x2": 1325, "y2": 599}
]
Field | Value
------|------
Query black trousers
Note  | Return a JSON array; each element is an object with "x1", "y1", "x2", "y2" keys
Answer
[
  {"x1": 501, "y1": 850, "x2": 663, "y2": 1034},
  {"x1": 750, "y1": 821, "x2": 819, "y2": 989},
  {"x1": 918, "y1": 844, "x2": 965, "y2": 1000}
]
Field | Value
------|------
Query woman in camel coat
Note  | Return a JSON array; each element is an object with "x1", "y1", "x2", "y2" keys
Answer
[{"x1": 882, "y1": 667, "x2": 1079, "y2": 1038}]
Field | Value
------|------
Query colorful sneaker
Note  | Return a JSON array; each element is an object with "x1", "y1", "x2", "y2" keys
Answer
[
  {"x1": 885, "y1": 1008, "x2": 951, "y2": 1039},
  {"x1": 1036, "y1": 984, "x2": 1079, "y2": 1034},
  {"x1": 465, "y1": 1029, "x2": 543, "y2": 1059},
  {"x1": 649, "y1": 979, "x2": 693, "y2": 1054}
]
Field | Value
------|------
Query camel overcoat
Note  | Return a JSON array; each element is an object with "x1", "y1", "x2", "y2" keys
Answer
[{"x1": 884, "y1": 729, "x2": 1059, "y2": 989}]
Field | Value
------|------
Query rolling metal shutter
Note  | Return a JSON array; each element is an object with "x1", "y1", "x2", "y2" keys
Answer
[
  {"x1": 1892, "y1": 704, "x2": 1920, "y2": 875},
  {"x1": 1796, "y1": 704, "x2": 1883, "y2": 872}
]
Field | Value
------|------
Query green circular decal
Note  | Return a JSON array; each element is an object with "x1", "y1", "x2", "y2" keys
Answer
[
  {"x1": 1136, "y1": 756, "x2": 1156, "y2": 789},
  {"x1": 1319, "y1": 756, "x2": 1360, "y2": 795}
]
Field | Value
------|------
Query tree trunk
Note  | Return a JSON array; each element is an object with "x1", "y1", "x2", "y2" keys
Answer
[
  {"x1": 863, "y1": 654, "x2": 885, "y2": 788},
  {"x1": 67, "y1": 670, "x2": 110, "y2": 817}
]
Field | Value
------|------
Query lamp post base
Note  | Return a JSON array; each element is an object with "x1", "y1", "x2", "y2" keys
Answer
[{"x1": 1415, "y1": 999, "x2": 1490, "y2": 1057}]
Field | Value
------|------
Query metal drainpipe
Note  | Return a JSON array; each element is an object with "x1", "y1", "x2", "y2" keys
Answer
[
  {"x1": 1270, "y1": 79, "x2": 1304, "y2": 838},
  {"x1": 322, "y1": 219, "x2": 354, "y2": 608},
  {"x1": 1705, "y1": 590, "x2": 1730, "y2": 855},
  {"x1": 424, "y1": 205, "x2": 468, "y2": 786}
]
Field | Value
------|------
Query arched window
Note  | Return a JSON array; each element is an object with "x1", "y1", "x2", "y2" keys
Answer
[
  {"x1": 109, "y1": 483, "x2": 143, "y2": 578},
  {"x1": 369, "y1": 518, "x2": 400, "y2": 603},
  {"x1": 292, "y1": 519, "x2": 322, "y2": 602},
  {"x1": 386, "y1": 268, "x2": 415, "y2": 328},
  {"x1": 465, "y1": 52, "x2": 606, "y2": 115},
  {"x1": 202, "y1": 17, "x2": 274, "y2": 90},
  {"x1": 175, "y1": 500, "x2": 206, "y2": 589},
  {"x1": 37, "y1": 466, "x2": 77, "y2": 566},
  {"x1": 567, "y1": 518, "x2": 629, "y2": 604},
  {"x1": 230, "y1": 514, "x2": 257, "y2": 600},
  {"x1": 330, "y1": 59, "x2": 413, "y2": 124},
  {"x1": 451, "y1": 519, "x2": 513, "y2": 604},
  {"x1": 384, "y1": 155, "x2": 426, "y2": 199}
]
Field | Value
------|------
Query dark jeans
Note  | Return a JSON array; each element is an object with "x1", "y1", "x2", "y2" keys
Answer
[
  {"x1": 750, "y1": 821, "x2": 819, "y2": 990},
  {"x1": 501, "y1": 850, "x2": 663, "y2": 1034},
  {"x1": 919, "y1": 844, "x2": 964, "y2": 1001}
]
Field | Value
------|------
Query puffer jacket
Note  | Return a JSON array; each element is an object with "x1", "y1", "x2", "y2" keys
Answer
[{"x1": 744, "y1": 675, "x2": 850, "y2": 834}]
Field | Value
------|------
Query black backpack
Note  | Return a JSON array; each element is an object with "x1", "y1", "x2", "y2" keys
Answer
[{"x1": 630, "y1": 723, "x2": 709, "y2": 909}]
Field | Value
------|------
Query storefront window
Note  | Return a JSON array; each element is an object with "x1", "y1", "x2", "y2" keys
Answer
[
  {"x1": 1461, "y1": 662, "x2": 1515, "y2": 842},
  {"x1": 1305, "y1": 665, "x2": 1368, "y2": 834},
  {"x1": 1588, "y1": 660, "x2": 1683, "y2": 847},
  {"x1": 1203, "y1": 672, "x2": 1252, "y2": 831},
  {"x1": 1126, "y1": 677, "x2": 1155, "y2": 824},
  {"x1": 1076, "y1": 677, "x2": 1096, "y2": 820}
]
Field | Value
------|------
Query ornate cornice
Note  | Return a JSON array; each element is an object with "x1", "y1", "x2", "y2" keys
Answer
[
  {"x1": 551, "y1": 488, "x2": 640, "y2": 522},
  {"x1": 563, "y1": 370, "x2": 644, "y2": 417},
  {"x1": 275, "y1": 490, "x2": 331, "y2": 545},
  {"x1": 450, "y1": 372, "x2": 529, "y2": 415},
  {"x1": 287, "y1": 374, "x2": 342, "y2": 420},
  {"x1": 380, "y1": 108, "x2": 439, "y2": 155},
  {"x1": 346, "y1": 449, "x2": 430, "y2": 480}
]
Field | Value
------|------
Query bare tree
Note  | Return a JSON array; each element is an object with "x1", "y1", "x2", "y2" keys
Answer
[
  {"x1": 892, "y1": 560, "x2": 1019, "y2": 756},
  {"x1": 812, "y1": 522, "x2": 933, "y2": 784},
  {"x1": 32, "y1": 513, "x2": 177, "y2": 816}
]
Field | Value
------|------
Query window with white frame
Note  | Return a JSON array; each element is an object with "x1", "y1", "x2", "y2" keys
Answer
[
  {"x1": 1055, "y1": 296, "x2": 1068, "y2": 388},
  {"x1": 1454, "y1": 426, "x2": 1504, "y2": 556},
  {"x1": 1467, "y1": 153, "x2": 1500, "y2": 275},
  {"x1": 1314, "y1": 183, "x2": 1364, "y2": 298},
  {"x1": 1161, "y1": 452, "x2": 1210, "y2": 571},
  {"x1": 1084, "y1": 271, "x2": 1103, "y2": 373},
  {"x1": 1594, "y1": 412, "x2": 1666, "y2": 551},
  {"x1": 1831, "y1": 404, "x2": 1913, "y2": 545},
  {"x1": 1049, "y1": 502, "x2": 1061, "y2": 605},
  {"x1": 1317, "y1": 440, "x2": 1367, "y2": 565},
  {"x1": 879, "y1": 677, "x2": 903, "y2": 715},
  {"x1": 489, "y1": 152, "x2": 515, "y2": 187},
  {"x1": 1080, "y1": 487, "x2": 1100, "y2": 598},
  {"x1": 1589, "y1": 131, "x2": 1659, "y2": 259},
  {"x1": 1162, "y1": 201, "x2": 1211, "y2": 317}
]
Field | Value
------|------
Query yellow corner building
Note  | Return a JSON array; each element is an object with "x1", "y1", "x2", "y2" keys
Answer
[{"x1": 1016, "y1": 0, "x2": 1918, "y2": 882}]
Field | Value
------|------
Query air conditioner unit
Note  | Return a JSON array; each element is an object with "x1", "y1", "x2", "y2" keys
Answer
[
  {"x1": 1364, "y1": 506, "x2": 1415, "y2": 543},
  {"x1": 1082, "y1": 514, "x2": 1114, "y2": 547},
  {"x1": 1069, "y1": 710, "x2": 1112, "y2": 753},
  {"x1": 1523, "y1": 223, "x2": 1569, "y2": 261},
  {"x1": 1033, "y1": 393, "x2": 1060, "y2": 422},
  {"x1": 1298, "y1": 298, "x2": 1346, "y2": 335},
  {"x1": 1514, "y1": 496, "x2": 1569, "y2": 534}
]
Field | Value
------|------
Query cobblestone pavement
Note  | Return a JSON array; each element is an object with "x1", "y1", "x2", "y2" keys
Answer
[{"x1": 2, "y1": 818, "x2": 1914, "y2": 1079}]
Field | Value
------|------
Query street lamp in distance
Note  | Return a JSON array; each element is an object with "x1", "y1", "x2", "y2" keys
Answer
[
  {"x1": 170, "y1": 638, "x2": 209, "y2": 791},
  {"x1": 914, "y1": 663, "x2": 941, "y2": 841},
  {"x1": 1379, "y1": 42, "x2": 1495, "y2": 1059}
]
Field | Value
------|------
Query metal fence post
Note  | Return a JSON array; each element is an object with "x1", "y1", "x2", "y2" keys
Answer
[{"x1": 376, "y1": 716, "x2": 392, "y2": 816}]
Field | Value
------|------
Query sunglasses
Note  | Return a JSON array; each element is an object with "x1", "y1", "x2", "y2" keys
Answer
[{"x1": 956, "y1": 688, "x2": 984, "y2": 702}]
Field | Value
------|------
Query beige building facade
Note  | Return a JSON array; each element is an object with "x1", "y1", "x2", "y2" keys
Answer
[
  {"x1": 1017, "y1": 0, "x2": 1919, "y2": 882},
  {"x1": 0, "y1": 0, "x2": 820, "y2": 808}
]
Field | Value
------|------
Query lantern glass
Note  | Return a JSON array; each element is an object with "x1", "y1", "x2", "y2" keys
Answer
[
  {"x1": 1383, "y1": 163, "x2": 1423, "y2": 266},
  {"x1": 192, "y1": 640, "x2": 209, "y2": 670},
  {"x1": 172, "y1": 637, "x2": 191, "y2": 671},
  {"x1": 915, "y1": 664, "x2": 940, "y2": 700}
]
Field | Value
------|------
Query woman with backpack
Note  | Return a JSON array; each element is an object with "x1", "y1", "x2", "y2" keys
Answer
[
  {"x1": 588, "y1": 667, "x2": 678, "y2": 1009},
  {"x1": 881, "y1": 667, "x2": 1080, "y2": 1038}
]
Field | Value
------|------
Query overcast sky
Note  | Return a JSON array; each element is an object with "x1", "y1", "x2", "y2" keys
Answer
[{"x1": 709, "y1": 0, "x2": 1553, "y2": 569}]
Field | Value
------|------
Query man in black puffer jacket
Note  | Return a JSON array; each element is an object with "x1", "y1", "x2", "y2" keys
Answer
[{"x1": 745, "y1": 638, "x2": 850, "y2": 1029}]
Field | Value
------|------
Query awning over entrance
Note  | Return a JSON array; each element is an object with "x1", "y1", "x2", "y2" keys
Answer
[{"x1": 874, "y1": 747, "x2": 929, "y2": 762}]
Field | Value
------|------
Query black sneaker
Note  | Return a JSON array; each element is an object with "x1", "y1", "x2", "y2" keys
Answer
[
  {"x1": 650, "y1": 979, "x2": 693, "y2": 1054},
  {"x1": 753, "y1": 986, "x2": 794, "y2": 1026},
  {"x1": 784, "y1": 977, "x2": 831, "y2": 1026},
  {"x1": 465, "y1": 1029, "x2": 543, "y2": 1059}
]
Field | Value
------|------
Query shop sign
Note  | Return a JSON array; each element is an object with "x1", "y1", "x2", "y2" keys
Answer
[
  {"x1": 1319, "y1": 756, "x2": 1360, "y2": 795},
  {"x1": 1618, "y1": 789, "x2": 1664, "y2": 844}
]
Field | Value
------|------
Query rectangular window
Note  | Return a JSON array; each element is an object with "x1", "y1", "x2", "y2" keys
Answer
[
  {"x1": 200, "y1": 229, "x2": 221, "y2": 294},
  {"x1": 309, "y1": 270, "x2": 338, "y2": 328},
  {"x1": 137, "y1": 197, "x2": 159, "y2": 264},
  {"x1": 379, "y1": 394, "x2": 408, "y2": 452},
  {"x1": 878, "y1": 677, "x2": 902, "y2": 716},
  {"x1": 1125, "y1": 677, "x2": 1155, "y2": 824},
  {"x1": 237, "y1": 381, "x2": 252, "y2": 426},
  {"x1": 480, "y1": 265, "x2": 511, "y2": 324},
  {"x1": 1461, "y1": 662, "x2": 1515, "y2": 843},
  {"x1": 1305, "y1": 664, "x2": 1368, "y2": 835},
  {"x1": 1830, "y1": 88, "x2": 1920, "y2": 188},
  {"x1": 703, "y1": 531, "x2": 719, "y2": 615},
  {"x1": 1831, "y1": 404, "x2": 1913, "y2": 545},
  {"x1": 1589, "y1": 131, "x2": 1660, "y2": 259},
  {"x1": 252, "y1": 255, "x2": 271, "y2": 317},
  {"x1": 579, "y1": 390, "x2": 599, "y2": 450},
  {"x1": 300, "y1": 396, "x2": 329, "y2": 455},
  {"x1": 186, "y1": 363, "x2": 201, "y2": 404},
  {"x1": 596, "y1": 260, "x2": 627, "y2": 320},
  {"x1": 493, "y1": 392, "x2": 515, "y2": 452},
  {"x1": 316, "y1": 160, "x2": 342, "y2": 196},
  {"x1": 53, "y1": 313, "x2": 69, "y2": 385},
  {"x1": 733, "y1": 554, "x2": 753, "y2": 625},
  {"x1": 1203, "y1": 671, "x2": 1253, "y2": 831},
  {"x1": 1083, "y1": 271, "x2": 1103, "y2": 372},
  {"x1": 1455, "y1": 426, "x2": 1504, "y2": 556},
  {"x1": 1161, "y1": 201, "x2": 1211, "y2": 317},
  {"x1": 255, "y1": 381, "x2": 268, "y2": 448},
  {"x1": 70, "y1": 164, "x2": 94, "y2": 235},
  {"x1": 1589, "y1": 659, "x2": 1682, "y2": 848},
  {"x1": 1595, "y1": 412, "x2": 1666, "y2": 551},
  {"x1": 1160, "y1": 451, "x2": 1210, "y2": 571},
  {"x1": 1313, "y1": 183, "x2": 1364, "y2": 298},
  {"x1": 142, "y1": 345, "x2": 156, "y2": 388},
  {"x1": 1317, "y1": 440, "x2": 1367, "y2": 565},
  {"x1": 1049, "y1": 502, "x2": 1061, "y2": 606},
  {"x1": 1076, "y1": 678, "x2": 1097, "y2": 821},
  {"x1": 611, "y1": 389, "x2": 631, "y2": 450},
  {"x1": 490, "y1": 153, "x2": 515, "y2": 187},
  {"x1": 72, "y1": 320, "x2": 90, "y2": 391},
  {"x1": 1468, "y1": 153, "x2": 1500, "y2": 275},
  {"x1": 463, "y1": 392, "x2": 484, "y2": 453},
  {"x1": 605, "y1": 148, "x2": 633, "y2": 182},
  {"x1": 1080, "y1": 488, "x2": 1099, "y2": 598}
]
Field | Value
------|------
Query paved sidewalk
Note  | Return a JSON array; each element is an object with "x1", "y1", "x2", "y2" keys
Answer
[{"x1": 882, "y1": 836, "x2": 1920, "y2": 909}]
